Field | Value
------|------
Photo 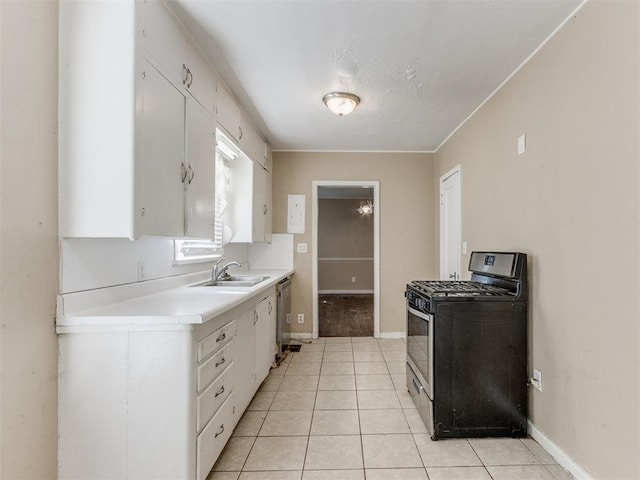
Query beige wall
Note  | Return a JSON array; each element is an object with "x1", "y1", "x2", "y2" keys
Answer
[
  {"x1": 318, "y1": 198, "x2": 373, "y2": 291},
  {"x1": 0, "y1": 1, "x2": 59, "y2": 477},
  {"x1": 273, "y1": 152, "x2": 436, "y2": 335},
  {"x1": 434, "y1": 1, "x2": 639, "y2": 478}
]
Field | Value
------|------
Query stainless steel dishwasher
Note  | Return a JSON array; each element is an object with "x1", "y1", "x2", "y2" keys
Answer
[{"x1": 276, "y1": 277, "x2": 292, "y2": 359}]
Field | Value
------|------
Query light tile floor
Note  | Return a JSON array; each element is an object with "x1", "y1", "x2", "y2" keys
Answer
[{"x1": 209, "y1": 337, "x2": 574, "y2": 480}]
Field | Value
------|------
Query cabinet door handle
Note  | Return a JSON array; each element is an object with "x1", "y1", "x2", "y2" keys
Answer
[
  {"x1": 268, "y1": 301, "x2": 272, "y2": 314},
  {"x1": 188, "y1": 164, "x2": 195, "y2": 184},
  {"x1": 263, "y1": 204, "x2": 268, "y2": 215},
  {"x1": 180, "y1": 162, "x2": 188, "y2": 183},
  {"x1": 216, "y1": 332, "x2": 226, "y2": 343},
  {"x1": 253, "y1": 311, "x2": 258, "y2": 325},
  {"x1": 215, "y1": 385, "x2": 225, "y2": 398},
  {"x1": 182, "y1": 64, "x2": 189, "y2": 85},
  {"x1": 215, "y1": 357, "x2": 226, "y2": 368},
  {"x1": 214, "y1": 424, "x2": 225, "y2": 438},
  {"x1": 238, "y1": 126, "x2": 243, "y2": 140},
  {"x1": 187, "y1": 68, "x2": 193, "y2": 88}
]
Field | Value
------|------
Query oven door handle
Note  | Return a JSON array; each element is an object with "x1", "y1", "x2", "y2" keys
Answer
[{"x1": 408, "y1": 305, "x2": 431, "y2": 321}]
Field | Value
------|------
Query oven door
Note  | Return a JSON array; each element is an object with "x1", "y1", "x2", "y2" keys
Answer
[{"x1": 406, "y1": 304, "x2": 434, "y2": 399}]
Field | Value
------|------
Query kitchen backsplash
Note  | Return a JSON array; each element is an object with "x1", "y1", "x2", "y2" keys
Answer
[{"x1": 59, "y1": 234, "x2": 293, "y2": 294}]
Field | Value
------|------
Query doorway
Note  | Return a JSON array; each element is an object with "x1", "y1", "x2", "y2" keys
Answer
[
  {"x1": 440, "y1": 166, "x2": 461, "y2": 280},
  {"x1": 312, "y1": 181, "x2": 380, "y2": 338}
]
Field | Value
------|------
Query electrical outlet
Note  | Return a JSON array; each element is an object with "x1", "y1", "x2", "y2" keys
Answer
[
  {"x1": 531, "y1": 368, "x2": 542, "y2": 391},
  {"x1": 296, "y1": 243, "x2": 308, "y2": 253},
  {"x1": 286, "y1": 313, "x2": 291, "y2": 324},
  {"x1": 351, "y1": 276, "x2": 356, "y2": 283},
  {"x1": 297, "y1": 314, "x2": 304, "y2": 324},
  {"x1": 137, "y1": 262, "x2": 145, "y2": 281}
]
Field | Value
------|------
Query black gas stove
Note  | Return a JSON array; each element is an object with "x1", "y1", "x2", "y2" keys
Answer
[
  {"x1": 406, "y1": 252, "x2": 527, "y2": 314},
  {"x1": 406, "y1": 251, "x2": 528, "y2": 440}
]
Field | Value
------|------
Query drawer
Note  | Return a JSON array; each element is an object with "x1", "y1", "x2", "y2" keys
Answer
[
  {"x1": 198, "y1": 320, "x2": 235, "y2": 362},
  {"x1": 198, "y1": 340, "x2": 234, "y2": 392},
  {"x1": 197, "y1": 393, "x2": 234, "y2": 480},
  {"x1": 197, "y1": 363, "x2": 234, "y2": 433}
]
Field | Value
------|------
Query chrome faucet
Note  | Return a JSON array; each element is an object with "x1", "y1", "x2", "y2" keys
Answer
[{"x1": 212, "y1": 257, "x2": 241, "y2": 281}]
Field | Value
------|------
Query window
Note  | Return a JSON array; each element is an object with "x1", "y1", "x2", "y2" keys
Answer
[{"x1": 173, "y1": 238, "x2": 221, "y2": 264}]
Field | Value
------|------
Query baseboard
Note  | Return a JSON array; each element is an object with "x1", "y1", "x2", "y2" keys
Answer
[
  {"x1": 284, "y1": 332, "x2": 313, "y2": 340},
  {"x1": 379, "y1": 331, "x2": 406, "y2": 339},
  {"x1": 318, "y1": 290, "x2": 374, "y2": 295},
  {"x1": 527, "y1": 420, "x2": 592, "y2": 480}
]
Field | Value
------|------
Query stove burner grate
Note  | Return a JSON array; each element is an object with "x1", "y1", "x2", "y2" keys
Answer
[{"x1": 410, "y1": 280, "x2": 511, "y2": 297}]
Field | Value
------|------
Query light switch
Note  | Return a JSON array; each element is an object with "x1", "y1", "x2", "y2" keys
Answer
[
  {"x1": 296, "y1": 243, "x2": 308, "y2": 253},
  {"x1": 517, "y1": 134, "x2": 526, "y2": 155}
]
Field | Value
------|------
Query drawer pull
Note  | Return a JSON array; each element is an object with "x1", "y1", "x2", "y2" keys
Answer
[
  {"x1": 215, "y1": 357, "x2": 226, "y2": 368},
  {"x1": 216, "y1": 333, "x2": 226, "y2": 343},
  {"x1": 215, "y1": 385, "x2": 225, "y2": 398},
  {"x1": 214, "y1": 424, "x2": 225, "y2": 438},
  {"x1": 412, "y1": 377, "x2": 424, "y2": 395}
]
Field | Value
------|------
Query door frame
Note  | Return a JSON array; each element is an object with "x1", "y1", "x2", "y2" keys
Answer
[
  {"x1": 312, "y1": 180, "x2": 380, "y2": 338},
  {"x1": 439, "y1": 165, "x2": 462, "y2": 280}
]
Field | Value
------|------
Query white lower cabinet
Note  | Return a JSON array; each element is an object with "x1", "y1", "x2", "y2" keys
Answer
[
  {"x1": 255, "y1": 294, "x2": 277, "y2": 385},
  {"x1": 57, "y1": 287, "x2": 277, "y2": 480},
  {"x1": 197, "y1": 394, "x2": 234, "y2": 480},
  {"x1": 234, "y1": 306, "x2": 258, "y2": 414},
  {"x1": 234, "y1": 291, "x2": 277, "y2": 413}
]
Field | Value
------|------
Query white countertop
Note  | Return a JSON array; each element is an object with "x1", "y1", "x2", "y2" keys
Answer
[{"x1": 56, "y1": 269, "x2": 293, "y2": 332}]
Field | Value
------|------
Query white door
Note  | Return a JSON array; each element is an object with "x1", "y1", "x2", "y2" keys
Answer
[{"x1": 440, "y1": 167, "x2": 461, "y2": 280}]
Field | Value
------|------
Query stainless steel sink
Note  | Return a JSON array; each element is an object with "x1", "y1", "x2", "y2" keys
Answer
[{"x1": 193, "y1": 275, "x2": 271, "y2": 287}]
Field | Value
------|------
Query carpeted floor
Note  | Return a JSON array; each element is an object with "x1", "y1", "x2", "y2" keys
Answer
[{"x1": 318, "y1": 294, "x2": 373, "y2": 337}]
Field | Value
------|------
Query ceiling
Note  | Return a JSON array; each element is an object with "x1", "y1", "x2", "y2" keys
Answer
[{"x1": 173, "y1": 0, "x2": 582, "y2": 152}]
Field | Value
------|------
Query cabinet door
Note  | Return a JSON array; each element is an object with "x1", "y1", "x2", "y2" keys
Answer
[
  {"x1": 234, "y1": 308, "x2": 257, "y2": 415},
  {"x1": 137, "y1": 61, "x2": 185, "y2": 237},
  {"x1": 255, "y1": 295, "x2": 275, "y2": 386},
  {"x1": 216, "y1": 81, "x2": 241, "y2": 143},
  {"x1": 264, "y1": 168, "x2": 273, "y2": 243},
  {"x1": 185, "y1": 46, "x2": 216, "y2": 115},
  {"x1": 239, "y1": 112, "x2": 263, "y2": 163},
  {"x1": 185, "y1": 98, "x2": 216, "y2": 239},
  {"x1": 252, "y1": 164, "x2": 267, "y2": 243},
  {"x1": 141, "y1": 0, "x2": 189, "y2": 87},
  {"x1": 263, "y1": 143, "x2": 273, "y2": 173}
]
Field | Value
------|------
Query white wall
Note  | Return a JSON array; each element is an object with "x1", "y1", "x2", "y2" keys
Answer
[{"x1": 0, "y1": 1, "x2": 59, "y2": 477}]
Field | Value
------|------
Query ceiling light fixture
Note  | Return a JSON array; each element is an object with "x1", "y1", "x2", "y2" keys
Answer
[
  {"x1": 357, "y1": 200, "x2": 373, "y2": 215},
  {"x1": 322, "y1": 92, "x2": 360, "y2": 117}
]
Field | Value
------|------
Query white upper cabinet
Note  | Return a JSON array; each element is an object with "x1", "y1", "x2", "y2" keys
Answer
[
  {"x1": 141, "y1": 0, "x2": 215, "y2": 114},
  {"x1": 185, "y1": 99, "x2": 216, "y2": 239},
  {"x1": 140, "y1": 0, "x2": 188, "y2": 87},
  {"x1": 216, "y1": 81, "x2": 242, "y2": 144},
  {"x1": 262, "y1": 143, "x2": 273, "y2": 173},
  {"x1": 252, "y1": 164, "x2": 273, "y2": 243},
  {"x1": 239, "y1": 111, "x2": 266, "y2": 164},
  {"x1": 59, "y1": 0, "x2": 216, "y2": 239},
  {"x1": 137, "y1": 60, "x2": 186, "y2": 237}
]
